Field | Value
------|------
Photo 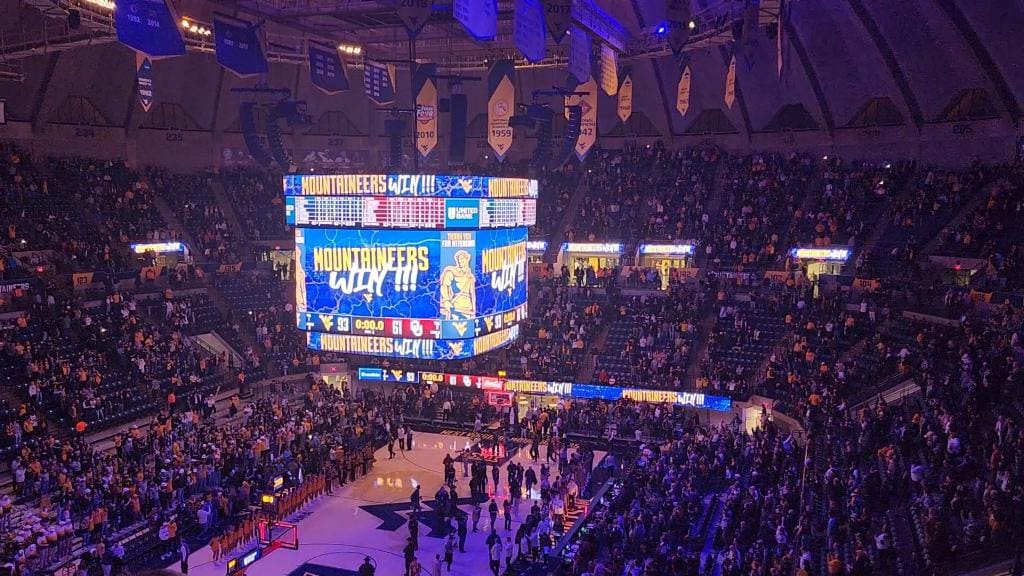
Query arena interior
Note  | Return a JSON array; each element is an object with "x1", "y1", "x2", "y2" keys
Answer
[{"x1": 0, "y1": 1, "x2": 1023, "y2": 575}]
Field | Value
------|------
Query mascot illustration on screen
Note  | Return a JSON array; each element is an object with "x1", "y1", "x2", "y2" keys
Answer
[{"x1": 439, "y1": 250, "x2": 476, "y2": 319}]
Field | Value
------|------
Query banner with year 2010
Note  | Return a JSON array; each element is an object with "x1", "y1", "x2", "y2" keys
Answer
[{"x1": 413, "y1": 63, "x2": 438, "y2": 158}]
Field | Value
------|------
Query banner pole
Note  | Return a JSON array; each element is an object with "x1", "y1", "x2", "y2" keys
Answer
[{"x1": 409, "y1": 34, "x2": 419, "y2": 173}]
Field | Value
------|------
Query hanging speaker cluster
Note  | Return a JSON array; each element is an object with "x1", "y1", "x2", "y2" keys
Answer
[
  {"x1": 240, "y1": 102, "x2": 273, "y2": 167},
  {"x1": 553, "y1": 104, "x2": 582, "y2": 169},
  {"x1": 384, "y1": 118, "x2": 406, "y2": 170},
  {"x1": 448, "y1": 94, "x2": 468, "y2": 165},
  {"x1": 530, "y1": 107, "x2": 554, "y2": 171}
]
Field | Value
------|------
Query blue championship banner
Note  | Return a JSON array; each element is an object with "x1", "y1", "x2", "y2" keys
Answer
[
  {"x1": 363, "y1": 59, "x2": 397, "y2": 105},
  {"x1": 115, "y1": 0, "x2": 186, "y2": 58},
  {"x1": 665, "y1": 0, "x2": 691, "y2": 56},
  {"x1": 294, "y1": 227, "x2": 528, "y2": 321},
  {"x1": 454, "y1": 0, "x2": 498, "y2": 41},
  {"x1": 568, "y1": 25, "x2": 591, "y2": 83},
  {"x1": 282, "y1": 174, "x2": 539, "y2": 199},
  {"x1": 514, "y1": 0, "x2": 547, "y2": 63},
  {"x1": 214, "y1": 17, "x2": 269, "y2": 77},
  {"x1": 308, "y1": 42, "x2": 349, "y2": 95},
  {"x1": 136, "y1": 54, "x2": 154, "y2": 112}
]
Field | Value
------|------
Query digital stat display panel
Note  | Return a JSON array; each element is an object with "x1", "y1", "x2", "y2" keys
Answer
[{"x1": 287, "y1": 174, "x2": 537, "y2": 360}]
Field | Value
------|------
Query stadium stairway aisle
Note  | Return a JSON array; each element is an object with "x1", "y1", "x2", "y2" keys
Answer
[
  {"x1": 542, "y1": 169, "x2": 588, "y2": 263},
  {"x1": 151, "y1": 190, "x2": 200, "y2": 251},
  {"x1": 210, "y1": 179, "x2": 253, "y2": 252}
]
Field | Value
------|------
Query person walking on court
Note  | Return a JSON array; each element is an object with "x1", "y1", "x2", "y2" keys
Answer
[
  {"x1": 403, "y1": 538, "x2": 416, "y2": 576},
  {"x1": 358, "y1": 556, "x2": 375, "y2": 576},
  {"x1": 178, "y1": 539, "x2": 190, "y2": 575},
  {"x1": 456, "y1": 514, "x2": 467, "y2": 552},
  {"x1": 503, "y1": 499, "x2": 513, "y2": 532},
  {"x1": 488, "y1": 498, "x2": 499, "y2": 532},
  {"x1": 410, "y1": 485, "x2": 421, "y2": 513},
  {"x1": 489, "y1": 538, "x2": 502, "y2": 576},
  {"x1": 504, "y1": 536, "x2": 514, "y2": 570},
  {"x1": 388, "y1": 433, "x2": 396, "y2": 459},
  {"x1": 444, "y1": 533, "x2": 455, "y2": 571},
  {"x1": 471, "y1": 502, "x2": 482, "y2": 532},
  {"x1": 397, "y1": 424, "x2": 406, "y2": 451}
]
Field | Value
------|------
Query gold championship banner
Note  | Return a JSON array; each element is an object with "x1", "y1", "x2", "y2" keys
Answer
[
  {"x1": 487, "y1": 60, "x2": 516, "y2": 161},
  {"x1": 724, "y1": 55, "x2": 737, "y2": 108},
  {"x1": 677, "y1": 66, "x2": 691, "y2": 117},
  {"x1": 617, "y1": 68, "x2": 633, "y2": 123},
  {"x1": 414, "y1": 63, "x2": 438, "y2": 158},
  {"x1": 565, "y1": 76, "x2": 598, "y2": 160}
]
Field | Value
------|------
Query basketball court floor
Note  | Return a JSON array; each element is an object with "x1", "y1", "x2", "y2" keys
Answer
[{"x1": 178, "y1": 431, "x2": 605, "y2": 576}]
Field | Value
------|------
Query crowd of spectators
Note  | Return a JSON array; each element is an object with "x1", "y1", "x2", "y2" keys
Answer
[
  {"x1": 2, "y1": 140, "x2": 1024, "y2": 576},
  {"x1": 569, "y1": 143, "x2": 720, "y2": 245},
  {"x1": 593, "y1": 288, "x2": 702, "y2": 389},
  {"x1": 935, "y1": 164, "x2": 1024, "y2": 289},
  {"x1": 220, "y1": 168, "x2": 290, "y2": 242},
  {"x1": 149, "y1": 170, "x2": 240, "y2": 265},
  {"x1": 703, "y1": 153, "x2": 816, "y2": 272}
]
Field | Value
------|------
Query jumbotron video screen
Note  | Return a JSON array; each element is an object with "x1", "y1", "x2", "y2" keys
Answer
[{"x1": 285, "y1": 173, "x2": 537, "y2": 360}]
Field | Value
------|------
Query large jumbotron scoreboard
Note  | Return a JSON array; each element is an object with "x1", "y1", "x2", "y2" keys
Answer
[{"x1": 284, "y1": 173, "x2": 537, "y2": 360}]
